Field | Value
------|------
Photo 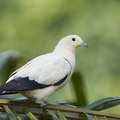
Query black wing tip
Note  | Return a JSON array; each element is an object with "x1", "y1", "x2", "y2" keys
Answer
[
  {"x1": 0, "y1": 91, "x2": 4, "y2": 95},
  {"x1": 0, "y1": 90, "x2": 18, "y2": 95},
  {"x1": 0, "y1": 74, "x2": 68, "y2": 94}
]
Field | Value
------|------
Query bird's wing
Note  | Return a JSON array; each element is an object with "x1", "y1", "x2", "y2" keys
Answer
[{"x1": 0, "y1": 53, "x2": 72, "y2": 93}]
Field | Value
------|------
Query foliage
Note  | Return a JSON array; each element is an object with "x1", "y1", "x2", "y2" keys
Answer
[
  {"x1": 0, "y1": 50, "x2": 23, "y2": 84},
  {"x1": 0, "y1": 97, "x2": 120, "y2": 120},
  {"x1": 84, "y1": 97, "x2": 120, "y2": 111},
  {"x1": 71, "y1": 71, "x2": 87, "y2": 106}
]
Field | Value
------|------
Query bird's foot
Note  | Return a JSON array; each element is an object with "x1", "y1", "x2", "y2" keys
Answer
[
  {"x1": 40, "y1": 100, "x2": 77, "y2": 108},
  {"x1": 14, "y1": 97, "x2": 30, "y2": 102}
]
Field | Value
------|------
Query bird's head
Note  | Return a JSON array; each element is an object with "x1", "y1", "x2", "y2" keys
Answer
[
  {"x1": 54, "y1": 35, "x2": 88, "y2": 54},
  {"x1": 58, "y1": 35, "x2": 88, "y2": 48}
]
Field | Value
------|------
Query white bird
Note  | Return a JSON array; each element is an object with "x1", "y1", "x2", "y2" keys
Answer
[{"x1": 0, "y1": 35, "x2": 88, "y2": 106}]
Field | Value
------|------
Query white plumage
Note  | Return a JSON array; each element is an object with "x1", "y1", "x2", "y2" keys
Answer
[{"x1": 0, "y1": 35, "x2": 88, "y2": 103}]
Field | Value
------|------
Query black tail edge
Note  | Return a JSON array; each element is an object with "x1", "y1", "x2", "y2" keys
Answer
[{"x1": 0, "y1": 91, "x2": 18, "y2": 95}]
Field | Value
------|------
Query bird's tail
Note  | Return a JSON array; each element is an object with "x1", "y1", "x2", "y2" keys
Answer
[
  {"x1": 0, "y1": 91, "x2": 18, "y2": 95},
  {"x1": 0, "y1": 84, "x2": 18, "y2": 95}
]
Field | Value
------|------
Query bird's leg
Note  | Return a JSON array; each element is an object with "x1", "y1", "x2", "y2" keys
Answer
[
  {"x1": 40, "y1": 100, "x2": 51, "y2": 107},
  {"x1": 40, "y1": 100, "x2": 77, "y2": 108}
]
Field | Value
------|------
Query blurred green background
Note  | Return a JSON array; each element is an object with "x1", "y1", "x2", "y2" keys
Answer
[{"x1": 0, "y1": 0, "x2": 120, "y2": 114}]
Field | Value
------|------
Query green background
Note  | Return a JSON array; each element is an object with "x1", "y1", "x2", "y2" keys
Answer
[{"x1": 0, "y1": 0, "x2": 120, "y2": 114}]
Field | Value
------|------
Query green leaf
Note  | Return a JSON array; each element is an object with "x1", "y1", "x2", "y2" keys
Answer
[
  {"x1": 24, "y1": 107, "x2": 38, "y2": 120},
  {"x1": 3, "y1": 105, "x2": 19, "y2": 120},
  {"x1": 46, "y1": 109, "x2": 59, "y2": 120},
  {"x1": 0, "y1": 112, "x2": 8, "y2": 120},
  {"x1": 84, "y1": 97, "x2": 120, "y2": 111},
  {"x1": 0, "y1": 50, "x2": 23, "y2": 84},
  {"x1": 56, "y1": 110, "x2": 67, "y2": 120},
  {"x1": 79, "y1": 112, "x2": 95, "y2": 120},
  {"x1": 8, "y1": 106, "x2": 23, "y2": 120},
  {"x1": 71, "y1": 71, "x2": 87, "y2": 106}
]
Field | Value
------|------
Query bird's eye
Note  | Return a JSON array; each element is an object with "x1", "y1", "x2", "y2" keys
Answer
[{"x1": 72, "y1": 38, "x2": 76, "y2": 41}]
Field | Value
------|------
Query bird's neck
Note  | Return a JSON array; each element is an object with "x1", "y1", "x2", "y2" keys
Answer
[{"x1": 53, "y1": 46, "x2": 76, "y2": 69}]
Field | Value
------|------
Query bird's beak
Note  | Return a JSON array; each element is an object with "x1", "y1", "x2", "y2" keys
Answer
[{"x1": 81, "y1": 42, "x2": 88, "y2": 48}]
